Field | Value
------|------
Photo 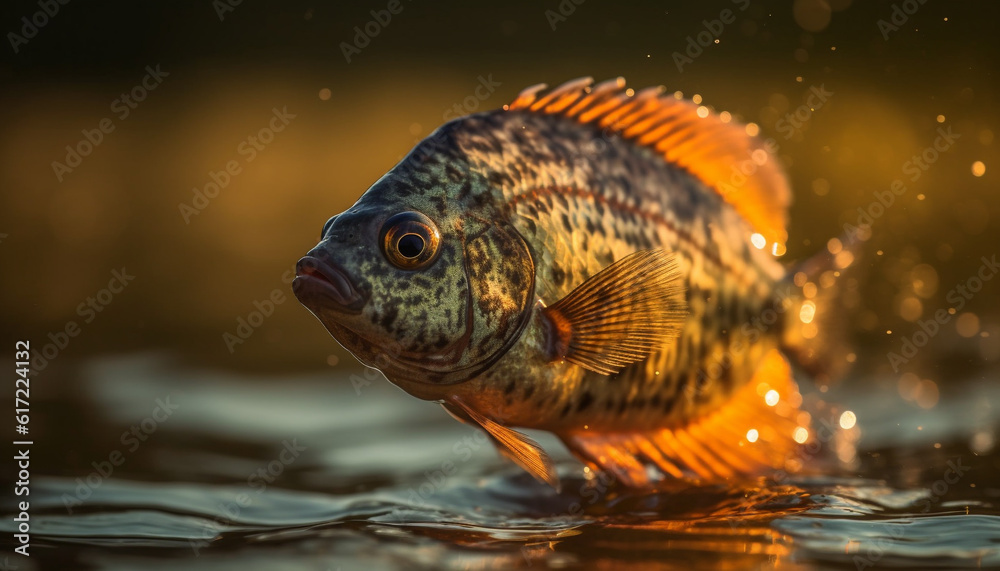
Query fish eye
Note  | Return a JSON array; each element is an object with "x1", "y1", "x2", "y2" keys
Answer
[
  {"x1": 380, "y1": 211, "x2": 440, "y2": 270},
  {"x1": 321, "y1": 215, "x2": 338, "y2": 239}
]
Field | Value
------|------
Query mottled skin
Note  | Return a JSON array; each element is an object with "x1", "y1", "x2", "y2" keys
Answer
[{"x1": 296, "y1": 109, "x2": 789, "y2": 438}]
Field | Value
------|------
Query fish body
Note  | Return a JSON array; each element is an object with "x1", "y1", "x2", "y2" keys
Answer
[
  {"x1": 293, "y1": 78, "x2": 847, "y2": 488},
  {"x1": 439, "y1": 108, "x2": 783, "y2": 433}
]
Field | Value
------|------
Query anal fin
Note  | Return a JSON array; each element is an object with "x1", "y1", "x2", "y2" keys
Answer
[
  {"x1": 560, "y1": 350, "x2": 807, "y2": 487},
  {"x1": 444, "y1": 397, "x2": 560, "y2": 491}
]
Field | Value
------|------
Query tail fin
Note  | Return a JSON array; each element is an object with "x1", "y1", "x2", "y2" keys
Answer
[{"x1": 781, "y1": 234, "x2": 864, "y2": 384}]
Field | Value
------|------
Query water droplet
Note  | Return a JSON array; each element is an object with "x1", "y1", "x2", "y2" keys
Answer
[
  {"x1": 827, "y1": 237, "x2": 843, "y2": 254},
  {"x1": 799, "y1": 301, "x2": 816, "y2": 324},
  {"x1": 899, "y1": 296, "x2": 923, "y2": 321},
  {"x1": 971, "y1": 431, "x2": 995, "y2": 454},
  {"x1": 956, "y1": 313, "x2": 980, "y2": 337},
  {"x1": 812, "y1": 178, "x2": 830, "y2": 196},
  {"x1": 915, "y1": 379, "x2": 940, "y2": 409},
  {"x1": 793, "y1": 427, "x2": 809, "y2": 443},
  {"x1": 803, "y1": 282, "x2": 818, "y2": 299}
]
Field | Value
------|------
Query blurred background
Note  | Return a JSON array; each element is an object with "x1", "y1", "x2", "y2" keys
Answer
[
  {"x1": 1, "y1": 1, "x2": 999, "y2": 568},
  {"x1": 2, "y1": 0, "x2": 997, "y2": 377}
]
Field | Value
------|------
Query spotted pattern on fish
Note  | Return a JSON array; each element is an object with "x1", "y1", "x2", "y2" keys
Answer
[
  {"x1": 435, "y1": 110, "x2": 785, "y2": 431},
  {"x1": 293, "y1": 77, "x2": 831, "y2": 487}
]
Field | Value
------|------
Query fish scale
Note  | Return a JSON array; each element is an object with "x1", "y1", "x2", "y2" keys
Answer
[{"x1": 446, "y1": 110, "x2": 782, "y2": 431}]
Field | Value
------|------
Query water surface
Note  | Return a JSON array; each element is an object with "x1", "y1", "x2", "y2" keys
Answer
[{"x1": 2, "y1": 353, "x2": 998, "y2": 570}]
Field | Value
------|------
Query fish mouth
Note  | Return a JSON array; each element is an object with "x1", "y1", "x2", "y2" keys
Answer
[{"x1": 293, "y1": 255, "x2": 365, "y2": 313}]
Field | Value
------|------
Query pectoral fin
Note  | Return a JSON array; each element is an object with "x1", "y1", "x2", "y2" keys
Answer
[
  {"x1": 444, "y1": 397, "x2": 560, "y2": 490},
  {"x1": 541, "y1": 249, "x2": 686, "y2": 375}
]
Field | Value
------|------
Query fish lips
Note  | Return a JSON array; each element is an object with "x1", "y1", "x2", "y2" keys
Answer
[{"x1": 293, "y1": 255, "x2": 366, "y2": 314}]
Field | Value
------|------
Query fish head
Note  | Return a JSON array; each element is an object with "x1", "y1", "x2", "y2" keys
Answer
[{"x1": 293, "y1": 157, "x2": 536, "y2": 397}]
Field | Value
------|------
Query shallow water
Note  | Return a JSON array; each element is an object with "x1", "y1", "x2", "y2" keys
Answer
[{"x1": 2, "y1": 353, "x2": 998, "y2": 570}]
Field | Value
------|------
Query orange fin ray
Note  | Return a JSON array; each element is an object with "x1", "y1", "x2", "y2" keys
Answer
[
  {"x1": 506, "y1": 77, "x2": 792, "y2": 246},
  {"x1": 541, "y1": 249, "x2": 686, "y2": 376},
  {"x1": 444, "y1": 397, "x2": 560, "y2": 490},
  {"x1": 559, "y1": 350, "x2": 806, "y2": 487}
]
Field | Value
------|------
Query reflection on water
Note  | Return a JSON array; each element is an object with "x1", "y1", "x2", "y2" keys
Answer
[{"x1": 0, "y1": 354, "x2": 997, "y2": 570}]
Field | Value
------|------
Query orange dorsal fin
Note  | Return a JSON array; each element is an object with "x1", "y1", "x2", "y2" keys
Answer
[
  {"x1": 559, "y1": 350, "x2": 807, "y2": 487},
  {"x1": 505, "y1": 77, "x2": 792, "y2": 246}
]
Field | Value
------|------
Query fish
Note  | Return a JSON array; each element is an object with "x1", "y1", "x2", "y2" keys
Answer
[{"x1": 292, "y1": 77, "x2": 855, "y2": 489}]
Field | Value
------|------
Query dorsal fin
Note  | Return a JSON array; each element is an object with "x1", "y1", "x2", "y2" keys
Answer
[{"x1": 504, "y1": 77, "x2": 792, "y2": 246}]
